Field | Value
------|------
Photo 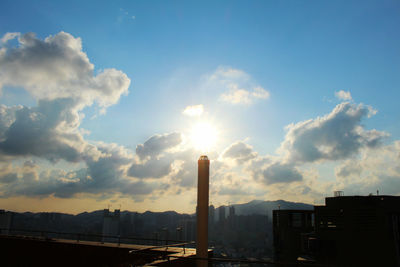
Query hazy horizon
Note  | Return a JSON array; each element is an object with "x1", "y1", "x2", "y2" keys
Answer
[
  {"x1": 1, "y1": 0, "x2": 400, "y2": 214},
  {"x1": 2, "y1": 198, "x2": 314, "y2": 215}
]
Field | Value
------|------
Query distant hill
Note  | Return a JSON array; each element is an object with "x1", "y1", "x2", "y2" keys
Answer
[{"x1": 217, "y1": 199, "x2": 314, "y2": 219}]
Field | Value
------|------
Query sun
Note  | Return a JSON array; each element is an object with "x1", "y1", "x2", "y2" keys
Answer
[{"x1": 189, "y1": 122, "x2": 218, "y2": 152}]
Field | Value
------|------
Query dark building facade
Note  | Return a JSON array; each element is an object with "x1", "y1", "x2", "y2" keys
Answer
[
  {"x1": 273, "y1": 195, "x2": 400, "y2": 267},
  {"x1": 209, "y1": 205, "x2": 215, "y2": 225},
  {"x1": 273, "y1": 209, "x2": 314, "y2": 264},
  {"x1": 218, "y1": 206, "x2": 226, "y2": 223}
]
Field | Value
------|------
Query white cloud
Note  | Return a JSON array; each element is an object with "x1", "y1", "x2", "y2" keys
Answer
[
  {"x1": 0, "y1": 31, "x2": 132, "y2": 166},
  {"x1": 214, "y1": 172, "x2": 257, "y2": 197},
  {"x1": 207, "y1": 66, "x2": 270, "y2": 105},
  {"x1": 0, "y1": 32, "x2": 144, "y2": 199},
  {"x1": 129, "y1": 156, "x2": 174, "y2": 178},
  {"x1": 0, "y1": 98, "x2": 97, "y2": 163},
  {"x1": 220, "y1": 86, "x2": 252, "y2": 104},
  {"x1": 335, "y1": 90, "x2": 352, "y2": 101},
  {"x1": 135, "y1": 132, "x2": 182, "y2": 160},
  {"x1": 279, "y1": 102, "x2": 388, "y2": 163},
  {"x1": 220, "y1": 85, "x2": 270, "y2": 105},
  {"x1": 221, "y1": 140, "x2": 257, "y2": 164},
  {"x1": 0, "y1": 32, "x2": 130, "y2": 109},
  {"x1": 182, "y1": 104, "x2": 204, "y2": 117},
  {"x1": 0, "y1": 32, "x2": 20, "y2": 44},
  {"x1": 209, "y1": 66, "x2": 249, "y2": 81},
  {"x1": 0, "y1": 141, "x2": 161, "y2": 199},
  {"x1": 335, "y1": 160, "x2": 362, "y2": 179},
  {"x1": 331, "y1": 141, "x2": 400, "y2": 195},
  {"x1": 0, "y1": 105, "x2": 22, "y2": 141},
  {"x1": 262, "y1": 162, "x2": 303, "y2": 185},
  {"x1": 252, "y1": 86, "x2": 270, "y2": 99}
]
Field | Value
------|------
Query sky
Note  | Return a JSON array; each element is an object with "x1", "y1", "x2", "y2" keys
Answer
[{"x1": 0, "y1": 0, "x2": 400, "y2": 214}]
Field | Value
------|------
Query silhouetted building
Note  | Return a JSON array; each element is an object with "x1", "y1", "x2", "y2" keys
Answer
[
  {"x1": 273, "y1": 209, "x2": 314, "y2": 264},
  {"x1": 120, "y1": 212, "x2": 137, "y2": 236},
  {"x1": 218, "y1": 206, "x2": 226, "y2": 223},
  {"x1": 273, "y1": 195, "x2": 400, "y2": 267},
  {"x1": 314, "y1": 195, "x2": 400, "y2": 266},
  {"x1": 184, "y1": 218, "x2": 196, "y2": 242},
  {"x1": 176, "y1": 226, "x2": 183, "y2": 241},
  {"x1": 160, "y1": 227, "x2": 169, "y2": 243},
  {"x1": 0, "y1": 210, "x2": 13, "y2": 235},
  {"x1": 229, "y1": 206, "x2": 235, "y2": 218},
  {"x1": 102, "y1": 209, "x2": 120, "y2": 242},
  {"x1": 209, "y1": 205, "x2": 215, "y2": 225}
]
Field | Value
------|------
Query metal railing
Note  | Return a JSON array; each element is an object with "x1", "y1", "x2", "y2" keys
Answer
[{"x1": 0, "y1": 227, "x2": 193, "y2": 248}]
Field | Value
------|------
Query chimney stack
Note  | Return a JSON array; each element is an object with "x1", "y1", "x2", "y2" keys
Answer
[{"x1": 197, "y1": 155, "x2": 209, "y2": 267}]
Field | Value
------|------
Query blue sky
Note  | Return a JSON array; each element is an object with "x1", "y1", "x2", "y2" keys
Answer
[{"x1": 0, "y1": 0, "x2": 399, "y2": 213}]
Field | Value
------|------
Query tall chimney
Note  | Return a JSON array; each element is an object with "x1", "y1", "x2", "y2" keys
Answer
[{"x1": 197, "y1": 155, "x2": 209, "y2": 267}]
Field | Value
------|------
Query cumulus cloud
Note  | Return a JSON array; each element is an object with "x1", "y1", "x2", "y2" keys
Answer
[
  {"x1": 131, "y1": 141, "x2": 215, "y2": 188},
  {"x1": 239, "y1": 101, "x2": 393, "y2": 196},
  {"x1": 279, "y1": 102, "x2": 388, "y2": 163},
  {"x1": 0, "y1": 31, "x2": 154, "y2": 200},
  {"x1": 262, "y1": 162, "x2": 303, "y2": 185},
  {"x1": 334, "y1": 141, "x2": 400, "y2": 196},
  {"x1": 206, "y1": 66, "x2": 269, "y2": 105},
  {"x1": 128, "y1": 133, "x2": 215, "y2": 185},
  {"x1": 129, "y1": 156, "x2": 174, "y2": 178},
  {"x1": 0, "y1": 142, "x2": 161, "y2": 199},
  {"x1": 135, "y1": 132, "x2": 182, "y2": 160},
  {"x1": 169, "y1": 148, "x2": 199, "y2": 188},
  {"x1": 0, "y1": 99, "x2": 92, "y2": 162},
  {"x1": 335, "y1": 90, "x2": 352, "y2": 101},
  {"x1": 0, "y1": 32, "x2": 130, "y2": 108},
  {"x1": 0, "y1": 105, "x2": 22, "y2": 141},
  {"x1": 215, "y1": 173, "x2": 253, "y2": 196},
  {"x1": 182, "y1": 104, "x2": 204, "y2": 117},
  {"x1": 335, "y1": 160, "x2": 362, "y2": 178},
  {"x1": 0, "y1": 32, "x2": 20, "y2": 44},
  {"x1": 222, "y1": 141, "x2": 257, "y2": 164},
  {"x1": 0, "y1": 32, "x2": 202, "y2": 202}
]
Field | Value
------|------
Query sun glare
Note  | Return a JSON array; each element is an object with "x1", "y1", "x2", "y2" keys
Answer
[{"x1": 190, "y1": 122, "x2": 218, "y2": 152}]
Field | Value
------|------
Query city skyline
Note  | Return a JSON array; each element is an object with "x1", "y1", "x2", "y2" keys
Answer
[{"x1": 0, "y1": 0, "x2": 400, "y2": 214}]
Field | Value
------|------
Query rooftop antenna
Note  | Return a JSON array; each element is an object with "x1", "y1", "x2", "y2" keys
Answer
[{"x1": 377, "y1": 190, "x2": 379, "y2": 196}]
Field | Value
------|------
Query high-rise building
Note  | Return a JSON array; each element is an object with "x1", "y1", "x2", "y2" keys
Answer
[
  {"x1": 218, "y1": 206, "x2": 226, "y2": 223},
  {"x1": 208, "y1": 205, "x2": 215, "y2": 225},
  {"x1": 229, "y1": 206, "x2": 235, "y2": 218},
  {"x1": 102, "y1": 209, "x2": 120, "y2": 243},
  {"x1": 0, "y1": 210, "x2": 13, "y2": 235},
  {"x1": 273, "y1": 195, "x2": 400, "y2": 267},
  {"x1": 273, "y1": 209, "x2": 314, "y2": 264},
  {"x1": 184, "y1": 218, "x2": 196, "y2": 242}
]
